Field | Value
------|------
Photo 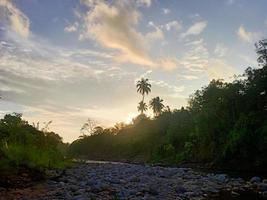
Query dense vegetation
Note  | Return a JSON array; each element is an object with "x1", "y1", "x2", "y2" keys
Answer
[
  {"x1": 68, "y1": 39, "x2": 267, "y2": 172},
  {"x1": 0, "y1": 113, "x2": 68, "y2": 175}
]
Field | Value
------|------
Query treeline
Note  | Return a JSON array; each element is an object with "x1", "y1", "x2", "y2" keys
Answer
[
  {"x1": 0, "y1": 113, "x2": 68, "y2": 174},
  {"x1": 68, "y1": 39, "x2": 267, "y2": 171}
]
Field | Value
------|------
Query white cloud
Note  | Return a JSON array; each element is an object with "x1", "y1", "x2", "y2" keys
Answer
[
  {"x1": 64, "y1": 22, "x2": 79, "y2": 33},
  {"x1": 79, "y1": 0, "x2": 178, "y2": 70},
  {"x1": 237, "y1": 25, "x2": 260, "y2": 43},
  {"x1": 159, "y1": 58, "x2": 177, "y2": 71},
  {"x1": 150, "y1": 80, "x2": 185, "y2": 98},
  {"x1": 162, "y1": 8, "x2": 171, "y2": 15},
  {"x1": 80, "y1": 0, "x2": 156, "y2": 66},
  {"x1": 177, "y1": 75, "x2": 199, "y2": 80},
  {"x1": 165, "y1": 21, "x2": 182, "y2": 32},
  {"x1": 206, "y1": 59, "x2": 238, "y2": 81},
  {"x1": 214, "y1": 43, "x2": 228, "y2": 57},
  {"x1": 181, "y1": 21, "x2": 207, "y2": 38},
  {"x1": 0, "y1": 0, "x2": 30, "y2": 38},
  {"x1": 146, "y1": 26, "x2": 164, "y2": 42},
  {"x1": 178, "y1": 38, "x2": 237, "y2": 81}
]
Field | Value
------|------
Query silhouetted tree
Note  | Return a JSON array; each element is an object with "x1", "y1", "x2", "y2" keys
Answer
[
  {"x1": 137, "y1": 101, "x2": 148, "y2": 114},
  {"x1": 255, "y1": 39, "x2": 267, "y2": 67},
  {"x1": 136, "y1": 78, "x2": 151, "y2": 114},
  {"x1": 149, "y1": 97, "x2": 164, "y2": 116}
]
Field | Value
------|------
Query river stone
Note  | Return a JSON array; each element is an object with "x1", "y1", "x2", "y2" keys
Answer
[
  {"x1": 250, "y1": 176, "x2": 261, "y2": 183},
  {"x1": 148, "y1": 185, "x2": 159, "y2": 195},
  {"x1": 175, "y1": 186, "x2": 187, "y2": 194},
  {"x1": 214, "y1": 174, "x2": 228, "y2": 183},
  {"x1": 231, "y1": 191, "x2": 240, "y2": 197}
]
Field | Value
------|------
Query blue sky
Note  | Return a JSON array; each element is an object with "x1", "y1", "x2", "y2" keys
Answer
[{"x1": 0, "y1": 0, "x2": 266, "y2": 142}]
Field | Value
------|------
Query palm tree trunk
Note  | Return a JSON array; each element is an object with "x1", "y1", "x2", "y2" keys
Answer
[{"x1": 141, "y1": 94, "x2": 145, "y2": 114}]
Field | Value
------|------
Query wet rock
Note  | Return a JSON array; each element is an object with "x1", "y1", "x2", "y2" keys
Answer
[
  {"x1": 148, "y1": 185, "x2": 159, "y2": 195},
  {"x1": 202, "y1": 186, "x2": 219, "y2": 194},
  {"x1": 250, "y1": 176, "x2": 261, "y2": 183},
  {"x1": 175, "y1": 186, "x2": 187, "y2": 193},
  {"x1": 214, "y1": 174, "x2": 228, "y2": 183},
  {"x1": 231, "y1": 191, "x2": 240, "y2": 197}
]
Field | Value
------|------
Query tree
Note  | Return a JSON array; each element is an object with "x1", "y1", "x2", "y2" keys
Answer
[
  {"x1": 136, "y1": 78, "x2": 151, "y2": 114},
  {"x1": 149, "y1": 97, "x2": 164, "y2": 117},
  {"x1": 137, "y1": 101, "x2": 148, "y2": 114},
  {"x1": 255, "y1": 39, "x2": 267, "y2": 67},
  {"x1": 80, "y1": 118, "x2": 97, "y2": 136}
]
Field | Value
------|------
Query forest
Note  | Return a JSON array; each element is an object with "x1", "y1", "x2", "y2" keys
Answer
[
  {"x1": 0, "y1": 39, "x2": 266, "y2": 179},
  {"x1": 68, "y1": 39, "x2": 267, "y2": 172}
]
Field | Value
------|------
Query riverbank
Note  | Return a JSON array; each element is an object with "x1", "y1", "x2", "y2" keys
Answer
[{"x1": 1, "y1": 161, "x2": 267, "y2": 200}]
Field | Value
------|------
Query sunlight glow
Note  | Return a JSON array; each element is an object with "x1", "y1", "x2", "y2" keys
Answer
[{"x1": 125, "y1": 112, "x2": 138, "y2": 124}]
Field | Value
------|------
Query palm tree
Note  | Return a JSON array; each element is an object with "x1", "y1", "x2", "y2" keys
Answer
[
  {"x1": 136, "y1": 78, "x2": 151, "y2": 102},
  {"x1": 149, "y1": 97, "x2": 164, "y2": 116},
  {"x1": 137, "y1": 101, "x2": 148, "y2": 114}
]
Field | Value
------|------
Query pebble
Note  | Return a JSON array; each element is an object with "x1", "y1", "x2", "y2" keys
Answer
[
  {"x1": 250, "y1": 176, "x2": 261, "y2": 183},
  {"x1": 1, "y1": 162, "x2": 266, "y2": 199}
]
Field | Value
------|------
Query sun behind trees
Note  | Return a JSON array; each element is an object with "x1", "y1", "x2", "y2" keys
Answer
[{"x1": 68, "y1": 40, "x2": 267, "y2": 172}]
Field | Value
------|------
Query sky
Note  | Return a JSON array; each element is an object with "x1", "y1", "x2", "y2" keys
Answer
[{"x1": 0, "y1": 0, "x2": 267, "y2": 142}]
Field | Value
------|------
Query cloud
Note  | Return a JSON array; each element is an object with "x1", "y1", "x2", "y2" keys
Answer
[
  {"x1": 177, "y1": 74, "x2": 199, "y2": 80},
  {"x1": 180, "y1": 38, "x2": 209, "y2": 71},
  {"x1": 178, "y1": 38, "x2": 237, "y2": 81},
  {"x1": 145, "y1": 25, "x2": 164, "y2": 42},
  {"x1": 181, "y1": 21, "x2": 207, "y2": 38},
  {"x1": 64, "y1": 22, "x2": 79, "y2": 33},
  {"x1": 165, "y1": 21, "x2": 182, "y2": 32},
  {"x1": 150, "y1": 79, "x2": 185, "y2": 99},
  {"x1": 159, "y1": 58, "x2": 177, "y2": 71},
  {"x1": 206, "y1": 59, "x2": 238, "y2": 81},
  {"x1": 214, "y1": 43, "x2": 228, "y2": 57},
  {"x1": 237, "y1": 25, "x2": 252, "y2": 42},
  {"x1": 0, "y1": 0, "x2": 30, "y2": 38},
  {"x1": 162, "y1": 8, "x2": 171, "y2": 15},
  {"x1": 237, "y1": 25, "x2": 260, "y2": 43},
  {"x1": 79, "y1": 0, "x2": 178, "y2": 70},
  {"x1": 80, "y1": 0, "x2": 156, "y2": 66}
]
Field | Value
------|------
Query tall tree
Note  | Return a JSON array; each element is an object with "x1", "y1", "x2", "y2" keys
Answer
[
  {"x1": 255, "y1": 39, "x2": 267, "y2": 67},
  {"x1": 149, "y1": 97, "x2": 164, "y2": 116},
  {"x1": 137, "y1": 101, "x2": 148, "y2": 114},
  {"x1": 136, "y1": 78, "x2": 151, "y2": 114}
]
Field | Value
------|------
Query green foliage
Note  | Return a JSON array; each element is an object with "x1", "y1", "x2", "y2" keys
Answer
[
  {"x1": 69, "y1": 39, "x2": 267, "y2": 171},
  {"x1": 0, "y1": 113, "x2": 67, "y2": 173}
]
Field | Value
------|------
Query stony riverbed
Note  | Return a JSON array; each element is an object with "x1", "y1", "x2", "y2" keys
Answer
[{"x1": 1, "y1": 162, "x2": 267, "y2": 200}]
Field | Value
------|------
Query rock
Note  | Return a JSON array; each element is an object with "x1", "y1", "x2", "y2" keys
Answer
[
  {"x1": 130, "y1": 176, "x2": 140, "y2": 182},
  {"x1": 231, "y1": 191, "x2": 240, "y2": 197},
  {"x1": 263, "y1": 179, "x2": 267, "y2": 184},
  {"x1": 214, "y1": 174, "x2": 228, "y2": 183},
  {"x1": 73, "y1": 194, "x2": 88, "y2": 200},
  {"x1": 148, "y1": 185, "x2": 159, "y2": 195},
  {"x1": 250, "y1": 176, "x2": 261, "y2": 183},
  {"x1": 258, "y1": 183, "x2": 267, "y2": 192},
  {"x1": 175, "y1": 186, "x2": 187, "y2": 193},
  {"x1": 202, "y1": 186, "x2": 219, "y2": 194},
  {"x1": 263, "y1": 191, "x2": 267, "y2": 198}
]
